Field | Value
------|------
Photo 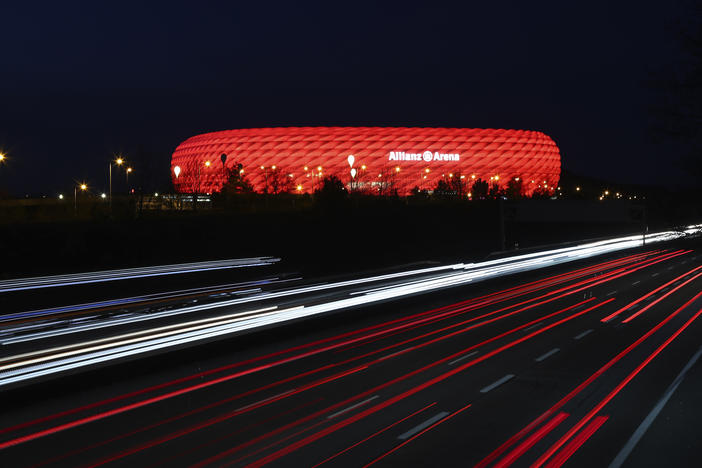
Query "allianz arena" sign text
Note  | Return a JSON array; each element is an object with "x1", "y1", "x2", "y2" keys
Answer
[{"x1": 388, "y1": 150, "x2": 460, "y2": 162}]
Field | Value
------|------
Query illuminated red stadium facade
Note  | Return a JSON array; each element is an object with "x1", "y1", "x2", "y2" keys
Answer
[{"x1": 171, "y1": 127, "x2": 561, "y2": 196}]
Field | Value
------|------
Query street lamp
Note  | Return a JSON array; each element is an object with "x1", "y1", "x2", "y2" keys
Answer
[
  {"x1": 194, "y1": 160, "x2": 210, "y2": 209},
  {"x1": 0, "y1": 153, "x2": 5, "y2": 162},
  {"x1": 126, "y1": 167, "x2": 133, "y2": 192},
  {"x1": 75, "y1": 183, "x2": 87, "y2": 214},
  {"x1": 109, "y1": 157, "x2": 124, "y2": 210}
]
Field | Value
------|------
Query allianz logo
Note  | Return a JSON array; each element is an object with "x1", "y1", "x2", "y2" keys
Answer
[{"x1": 388, "y1": 150, "x2": 460, "y2": 162}]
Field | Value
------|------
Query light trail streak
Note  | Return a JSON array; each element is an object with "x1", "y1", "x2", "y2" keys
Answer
[
  {"x1": 0, "y1": 252, "x2": 644, "y2": 448},
  {"x1": 0, "y1": 298, "x2": 608, "y2": 456},
  {"x1": 532, "y1": 301, "x2": 702, "y2": 467},
  {"x1": 0, "y1": 226, "x2": 696, "y2": 461},
  {"x1": 0, "y1": 240, "x2": 687, "y2": 389},
  {"x1": 241, "y1": 300, "x2": 612, "y2": 468},
  {"x1": 0, "y1": 258, "x2": 280, "y2": 292},
  {"x1": 1, "y1": 232, "x2": 680, "y2": 347},
  {"x1": 622, "y1": 270, "x2": 702, "y2": 322},
  {"x1": 362, "y1": 402, "x2": 473, "y2": 467},
  {"x1": 0, "y1": 277, "x2": 283, "y2": 323},
  {"x1": 601, "y1": 265, "x2": 702, "y2": 322},
  {"x1": 479, "y1": 291, "x2": 702, "y2": 468}
]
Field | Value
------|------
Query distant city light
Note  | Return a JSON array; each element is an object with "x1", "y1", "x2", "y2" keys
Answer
[
  {"x1": 101, "y1": 193, "x2": 106, "y2": 199},
  {"x1": 80, "y1": 184, "x2": 87, "y2": 190},
  {"x1": 576, "y1": 186, "x2": 581, "y2": 191},
  {"x1": 154, "y1": 192, "x2": 159, "y2": 196},
  {"x1": 58, "y1": 194, "x2": 64, "y2": 199}
]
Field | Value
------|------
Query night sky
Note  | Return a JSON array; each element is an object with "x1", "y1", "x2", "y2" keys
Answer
[{"x1": 0, "y1": 1, "x2": 690, "y2": 196}]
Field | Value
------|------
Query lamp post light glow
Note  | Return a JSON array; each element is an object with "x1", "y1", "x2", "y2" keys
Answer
[
  {"x1": 0, "y1": 153, "x2": 5, "y2": 162},
  {"x1": 74, "y1": 183, "x2": 87, "y2": 214},
  {"x1": 109, "y1": 156, "x2": 126, "y2": 210},
  {"x1": 126, "y1": 167, "x2": 133, "y2": 192}
]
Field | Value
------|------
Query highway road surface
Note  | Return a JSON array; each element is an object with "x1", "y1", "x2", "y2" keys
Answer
[{"x1": 2, "y1": 232, "x2": 702, "y2": 467}]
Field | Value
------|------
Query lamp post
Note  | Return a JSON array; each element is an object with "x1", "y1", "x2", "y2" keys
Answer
[
  {"x1": 74, "y1": 183, "x2": 87, "y2": 215},
  {"x1": 109, "y1": 157, "x2": 124, "y2": 211},
  {"x1": 194, "y1": 161, "x2": 211, "y2": 210},
  {"x1": 126, "y1": 167, "x2": 133, "y2": 193},
  {"x1": 173, "y1": 165, "x2": 181, "y2": 210},
  {"x1": 0, "y1": 154, "x2": 5, "y2": 190},
  {"x1": 220, "y1": 153, "x2": 227, "y2": 187}
]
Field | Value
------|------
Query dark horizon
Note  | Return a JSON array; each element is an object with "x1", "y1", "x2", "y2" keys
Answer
[{"x1": 0, "y1": 1, "x2": 692, "y2": 196}]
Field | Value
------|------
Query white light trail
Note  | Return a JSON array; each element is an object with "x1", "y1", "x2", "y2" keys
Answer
[{"x1": 0, "y1": 257, "x2": 280, "y2": 293}]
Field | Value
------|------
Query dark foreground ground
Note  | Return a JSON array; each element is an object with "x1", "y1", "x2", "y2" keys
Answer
[
  {"x1": 1, "y1": 198, "x2": 649, "y2": 280},
  {"x1": 1, "y1": 237, "x2": 701, "y2": 467}
]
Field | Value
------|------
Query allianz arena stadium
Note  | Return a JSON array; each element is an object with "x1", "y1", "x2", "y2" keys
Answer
[{"x1": 171, "y1": 127, "x2": 561, "y2": 196}]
